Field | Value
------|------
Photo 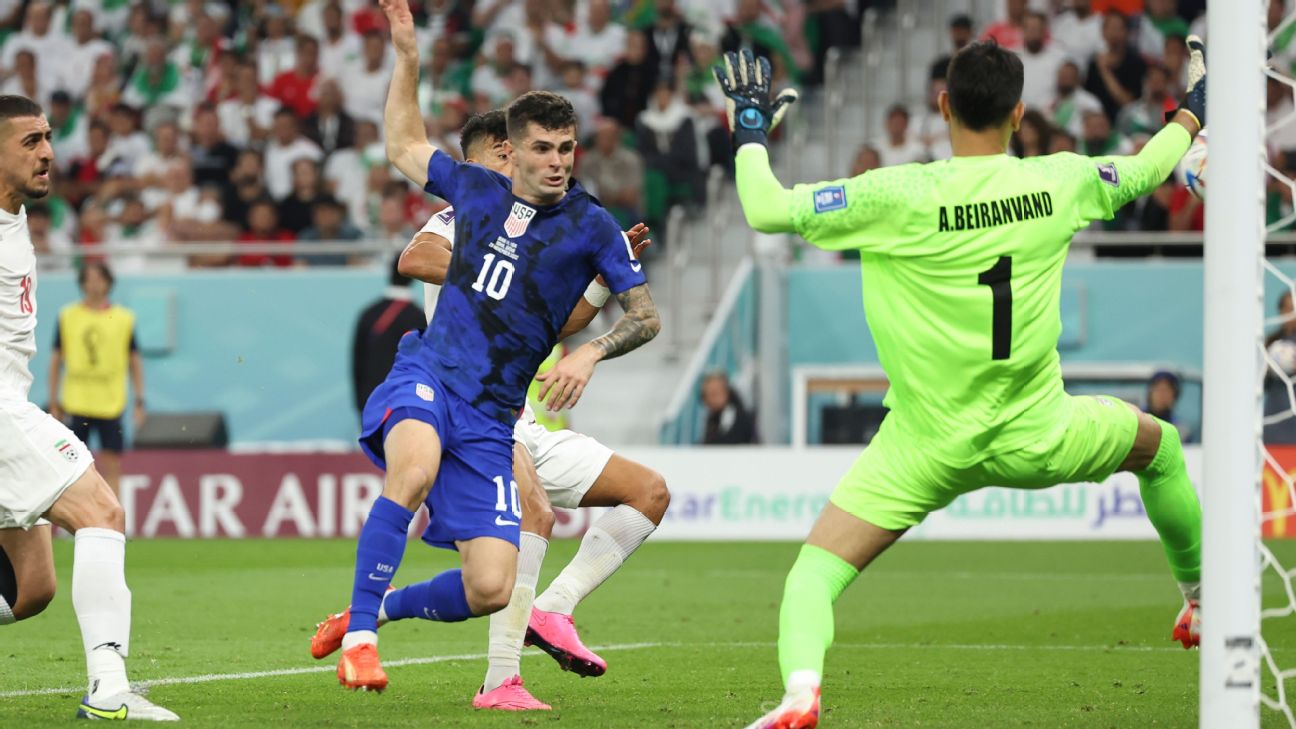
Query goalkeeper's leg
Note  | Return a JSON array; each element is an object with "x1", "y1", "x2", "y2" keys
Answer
[{"x1": 1121, "y1": 412, "x2": 1202, "y2": 647}]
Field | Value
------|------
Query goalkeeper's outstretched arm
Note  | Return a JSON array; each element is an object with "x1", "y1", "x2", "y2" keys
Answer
[{"x1": 735, "y1": 145, "x2": 797, "y2": 233}]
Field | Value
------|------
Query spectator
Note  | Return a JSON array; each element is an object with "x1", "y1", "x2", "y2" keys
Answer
[
  {"x1": 1010, "y1": 110, "x2": 1053, "y2": 158},
  {"x1": 105, "y1": 195, "x2": 166, "y2": 274},
  {"x1": 981, "y1": 0, "x2": 1028, "y2": 51},
  {"x1": 929, "y1": 14, "x2": 974, "y2": 81},
  {"x1": 26, "y1": 203, "x2": 73, "y2": 262},
  {"x1": 646, "y1": 0, "x2": 694, "y2": 80},
  {"x1": 1145, "y1": 371, "x2": 1189, "y2": 442},
  {"x1": 1270, "y1": 77, "x2": 1296, "y2": 156},
  {"x1": 1051, "y1": 129, "x2": 1078, "y2": 154},
  {"x1": 911, "y1": 77, "x2": 951, "y2": 161},
  {"x1": 1169, "y1": 178, "x2": 1205, "y2": 232},
  {"x1": 299, "y1": 195, "x2": 363, "y2": 266},
  {"x1": 701, "y1": 371, "x2": 756, "y2": 445},
  {"x1": 269, "y1": 35, "x2": 322, "y2": 119},
  {"x1": 804, "y1": 0, "x2": 853, "y2": 86},
  {"x1": 222, "y1": 148, "x2": 268, "y2": 230},
  {"x1": 189, "y1": 103, "x2": 241, "y2": 196},
  {"x1": 278, "y1": 158, "x2": 327, "y2": 235},
  {"x1": 318, "y1": 1, "x2": 363, "y2": 81},
  {"x1": 872, "y1": 105, "x2": 927, "y2": 167},
  {"x1": 470, "y1": 32, "x2": 519, "y2": 108},
  {"x1": 1079, "y1": 109, "x2": 1132, "y2": 156},
  {"x1": 601, "y1": 30, "x2": 658, "y2": 127},
  {"x1": 1138, "y1": 0, "x2": 1190, "y2": 60},
  {"x1": 850, "y1": 145, "x2": 882, "y2": 176},
  {"x1": 1019, "y1": 12, "x2": 1068, "y2": 112},
  {"x1": 1266, "y1": 291, "x2": 1296, "y2": 444},
  {"x1": 636, "y1": 79, "x2": 702, "y2": 221},
  {"x1": 1117, "y1": 63, "x2": 1176, "y2": 142},
  {"x1": 134, "y1": 119, "x2": 186, "y2": 192},
  {"x1": 237, "y1": 197, "x2": 295, "y2": 268},
  {"x1": 102, "y1": 104, "x2": 151, "y2": 179},
  {"x1": 419, "y1": 36, "x2": 470, "y2": 117},
  {"x1": 1052, "y1": 0, "x2": 1105, "y2": 65},
  {"x1": 64, "y1": 9, "x2": 115, "y2": 101},
  {"x1": 2, "y1": 2, "x2": 68, "y2": 95},
  {"x1": 351, "y1": 257, "x2": 425, "y2": 418},
  {"x1": 217, "y1": 60, "x2": 279, "y2": 149},
  {"x1": 264, "y1": 108, "x2": 324, "y2": 200},
  {"x1": 303, "y1": 78, "x2": 357, "y2": 155},
  {"x1": 1049, "y1": 60, "x2": 1104, "y2": 137},
  {"x1": 581, "y1": 118, "x2": 645, "y2": 229},
  {"x1": 1137, "y1": 179, "x2": 1176, "y2": 232},
  {"x1": 172, "y1": 12, "x2": 225, "y2": 102},
  {"x1": 721, "y1": 0, "x2": 798, "y2": 83},
  {"x1": 340, "y1": 30, "x2": 392, "y2": 125},
  {"x1": 257, "y1": 6, "x2": 298, "y2": 86},
  {"x1": 1085, "y1": 11, "x2": 1146, "y2": 122},
  {"x1": 144, "y1": 156, "x2": 225, "y2": 241},
  {"x1": 569, "y1": 0, "x2": 627, "y2": 77},
  {"x1": 1163, "y1": 33, "x2": 1189, "y2": 90},
  {"x1": 65, "y1": 121, "x2": 110, "y2": 207},
  {"x1": 555, "y1": 61, "x2": 600, "y2": 137},
  {"x1": 48, "y1": 262, "x2": 146, "y2": 496},
  {"x1": 375, "y1": 188, "x2": 415, "y2": 244},
  {"x1": 122, "y1": 39, "x2": 190, "y2": 112},
  {"x1": 84, "y1": 52, "x2": 123, "y2": 121},
  {"x1": 2, "y1": 50, "x2": 46, "y2": 108},
  {"x1": 76, "y1": 198, "x2": 109, "y2": 248},
  {"x1": 325, "y1": 119, "x2": 383, "y2": 232}
]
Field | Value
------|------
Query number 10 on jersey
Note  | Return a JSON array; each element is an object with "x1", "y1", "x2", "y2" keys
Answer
[{"x1": 473, "y1": 253, "x2": 515, "y2": 300}]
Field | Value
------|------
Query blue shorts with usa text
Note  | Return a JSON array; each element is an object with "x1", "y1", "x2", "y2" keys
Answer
[{"x1": 359, "y1": 339, "x2": 520, "y2": 551}]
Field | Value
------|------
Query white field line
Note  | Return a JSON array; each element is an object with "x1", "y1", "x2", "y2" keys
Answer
[{"x1": 0, "y1": 639, "x2": 1186, "y2": 699}]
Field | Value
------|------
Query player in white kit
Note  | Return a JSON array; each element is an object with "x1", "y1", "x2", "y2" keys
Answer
[
  {"x1": 0, "y1": 96, "x2": 177, "y2": 721},
  {"x1": 310, "y1": 110, "x2": 669, "y2": 710}
]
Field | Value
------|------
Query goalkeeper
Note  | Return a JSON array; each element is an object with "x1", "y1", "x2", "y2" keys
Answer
[{"x1": 719, "y1": 39, "x2": 1207, "y2": 729}]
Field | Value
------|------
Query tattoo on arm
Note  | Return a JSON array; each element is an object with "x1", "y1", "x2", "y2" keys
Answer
[{"x1": 590, "y1": 284, "x2": 661, "y2": 360}]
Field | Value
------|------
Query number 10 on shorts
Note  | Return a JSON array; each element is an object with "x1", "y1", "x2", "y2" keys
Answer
[{"x1": 493, "y1": 475, "x2": 521, "y2": 521}]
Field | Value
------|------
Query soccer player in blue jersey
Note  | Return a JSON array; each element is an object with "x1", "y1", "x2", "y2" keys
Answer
[{"x1": 332, "y1": 0, "x2": 662, "y2": 692}]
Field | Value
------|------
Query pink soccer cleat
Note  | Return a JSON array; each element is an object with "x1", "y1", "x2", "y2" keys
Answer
[
  {"x1": 1173, "y1": 599, "x2": 1201, "y2": 649},
  {"x1": 525, "y1": 608, "x2": 607, "y2": 677},
  {"x1": 742, "y1": 687, "x2": 820, "y2": 729},
  {"x1": 471, "y1": 676, "x2": 552, "y2": 711}
]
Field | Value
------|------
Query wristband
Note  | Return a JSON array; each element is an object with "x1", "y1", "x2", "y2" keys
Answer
[{"x1": 583, "y1": 280, "x2": 611, "y2": 308}]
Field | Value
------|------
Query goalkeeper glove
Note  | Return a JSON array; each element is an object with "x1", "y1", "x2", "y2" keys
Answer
[
  {"x1": 1166, "y1": 35, "x2": 1206, "y2": 127},
  {"x1": 712, "y1": 49, "x2": 799, "y2": 150}
]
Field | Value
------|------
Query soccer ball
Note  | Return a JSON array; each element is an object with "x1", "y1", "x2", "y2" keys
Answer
[
  {"x1": 1269, "y1": 338, "x2": 1296, "y2": 375},
  {"x1": 1175, "y1": 129, "x2": 1208, "y2": 201}
]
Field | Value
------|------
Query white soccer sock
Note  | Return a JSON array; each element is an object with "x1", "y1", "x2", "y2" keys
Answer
[
  {"x1": 72, "y1": 528, "x2": 131, "y2": 700},
  {"x1": 0, "y1": 595, "x2": 13, "y2": 625},
  {"x1": 785, "y1": 669, "x2": 822, "y2": 695},
  {"x1": 534, "y1": 505, "x2": 656, "y2": 615},
  {"x1": 341, "y1": 630, "x2": 377, "y2": 650},
  {"x1": 1179, "y1": 581, "x2": 1201, "y2": 603},
  {"x1": 483, "y1": 531, "x2": 548, "y2": 692}
]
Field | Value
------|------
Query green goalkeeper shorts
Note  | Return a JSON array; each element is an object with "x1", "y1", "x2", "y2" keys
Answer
[{"x1": 830, "y1": 395, "x2": 1141, "y2": 531}]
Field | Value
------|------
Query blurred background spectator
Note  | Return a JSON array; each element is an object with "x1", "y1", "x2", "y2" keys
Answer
[
  {"x1": 351, "y1": 257, "x2": 424, "y2": 419},
  {"x1": 701, "y1": 370, "x2": 756, "y2": 445}
]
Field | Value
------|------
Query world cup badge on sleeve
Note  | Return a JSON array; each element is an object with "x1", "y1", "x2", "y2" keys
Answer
[{"x1": 504, "y1": 202, "x2": 537, "y2": 238}]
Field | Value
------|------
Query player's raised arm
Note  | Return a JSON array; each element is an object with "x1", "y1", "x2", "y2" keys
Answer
[
  {"x1": 398, "y1": 231, "x2": 453, "y2": 284},
  {"x1": 380, "y1": 0, "x2": 437, "y2": 188},
  {"x1": 1079, "y1": 36, "x2": 1206, "y2": 219},
  {"x1": 714, "y1": 50, "x2": 801, "y2": 234}
]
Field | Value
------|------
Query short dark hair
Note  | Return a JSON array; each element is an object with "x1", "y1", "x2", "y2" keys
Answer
[
  {"x1": 459, "y1": 109, "x2": 508, "y2": 158},
  {"x1": 949, "y1": 13, "x2": 973, "y2": 30},
  {"x1": 506, "y1": 91, "x2": 577, "y2": 141},
  {"x1": 0, "y1": 95, "x2": 44, "y2": 123},
  {"x1": 77, "y1": 261, "x2": 114, "y2": 290},
  {"x1": 945, "y1": 41, "x2": 1023, "y2": 131}
]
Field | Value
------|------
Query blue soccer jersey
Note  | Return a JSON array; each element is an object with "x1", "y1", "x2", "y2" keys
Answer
[{"x1": 418, "y1": 150, "x2": 645, "y2": 418}]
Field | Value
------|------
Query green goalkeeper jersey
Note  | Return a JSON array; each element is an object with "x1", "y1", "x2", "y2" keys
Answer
[{"x1": 737, "y1": 124, "x2": 1191, "y2": 466}]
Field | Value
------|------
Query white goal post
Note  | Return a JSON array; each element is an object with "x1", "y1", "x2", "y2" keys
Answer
[{"x1": 1201, "y1": 1, "x2": 1266, "y2": 727}]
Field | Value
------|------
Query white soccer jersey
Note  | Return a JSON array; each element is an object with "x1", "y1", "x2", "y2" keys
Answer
[
  {"x1": 0, "y1": 206, "x2": 36, "y2": 401},
  {"x1": 417, "y1": 205, "x2": 456, "y2": 322}
]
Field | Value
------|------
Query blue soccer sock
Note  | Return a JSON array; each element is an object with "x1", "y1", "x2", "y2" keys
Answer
[
  {"x1": 347, "y1": 496, "x2": 414, "y2": 636},
  {"x1": 382, "y1": 569, "x2": 473, "y2": 623}
]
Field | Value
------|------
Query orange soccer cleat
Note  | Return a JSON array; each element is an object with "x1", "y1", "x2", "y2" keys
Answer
[
  {"x1": 337, "y1": 643, "x2": 388, "y2": 692},
  {"x1": 311, "y1": 586, "x2": 393, "y2": 660},
  {"x1": 742, "y1": 687, "x2": 820, "y2": 729},
  {"x1": 1173, "y1": 599, "x2": 1201, "y2": 649}
]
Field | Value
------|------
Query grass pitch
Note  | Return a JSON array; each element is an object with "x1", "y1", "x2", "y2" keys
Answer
[{"x1": 3, "y1": 539, "x2": 1295, "y2": 728}]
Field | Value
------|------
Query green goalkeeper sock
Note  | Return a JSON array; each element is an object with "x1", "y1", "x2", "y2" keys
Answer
[
  {"x1": 777, "y1": 544, "x2": 860, "y2": 689},
  {"x1": 1135, "y1": 419, "x2": 1202, "y2": 586}
]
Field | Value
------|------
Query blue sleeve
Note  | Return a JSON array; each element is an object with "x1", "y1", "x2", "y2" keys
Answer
[
  {"x1": 589, "y1": 216, "x2": 646, "y2": 294},
  {"x1": 422, "y1": 150, "x2": 465, "y2": 202}
]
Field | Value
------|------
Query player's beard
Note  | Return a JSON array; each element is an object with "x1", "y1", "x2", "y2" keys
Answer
[{"x1": 23, "y1": 173, "x2": 51, "y2": 200}]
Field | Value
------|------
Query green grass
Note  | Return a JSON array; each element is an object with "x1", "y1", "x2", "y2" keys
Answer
[{"x1": 3, "y1": 539, "x2": 1296, "y2": 727}]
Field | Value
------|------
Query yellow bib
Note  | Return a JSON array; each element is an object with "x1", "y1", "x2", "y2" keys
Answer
[{"x1": 58, "y1": 303, "x2": 135, "y2": 419}]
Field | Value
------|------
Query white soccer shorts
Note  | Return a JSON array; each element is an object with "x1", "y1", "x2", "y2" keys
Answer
[
  {"x1": 513, "y1": 416, "x2": 614, "y2": 509},
  {"x1": 0, "y1": 399, "x2": 93, "y2": 529}
]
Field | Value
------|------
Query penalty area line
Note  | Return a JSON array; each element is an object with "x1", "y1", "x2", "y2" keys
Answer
[{"x1": 0, "y1": 642, "x2": 663, "y2": 699}]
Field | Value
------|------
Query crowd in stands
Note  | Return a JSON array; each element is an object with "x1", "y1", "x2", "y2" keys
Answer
[
  {"x1": 847, "y1": 0, "x2": 1296, "y2": 241},
  {"x1": 0, "y1": 0, "x2": 862, "y2": 269}
]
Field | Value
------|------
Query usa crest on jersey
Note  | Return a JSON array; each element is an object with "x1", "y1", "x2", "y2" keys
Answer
[{"x1": 504, "y1": 202, "x2": 537, "y2": 238}]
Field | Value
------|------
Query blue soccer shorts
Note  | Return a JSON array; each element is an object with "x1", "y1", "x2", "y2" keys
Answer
[{"x1": 359, "y1": 339, "x2": 520, "y2": 551}]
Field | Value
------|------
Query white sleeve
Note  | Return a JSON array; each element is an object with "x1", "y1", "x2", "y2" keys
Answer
[{"x1": 418, "y1": 206, "x2": 456, "y2": 243}]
